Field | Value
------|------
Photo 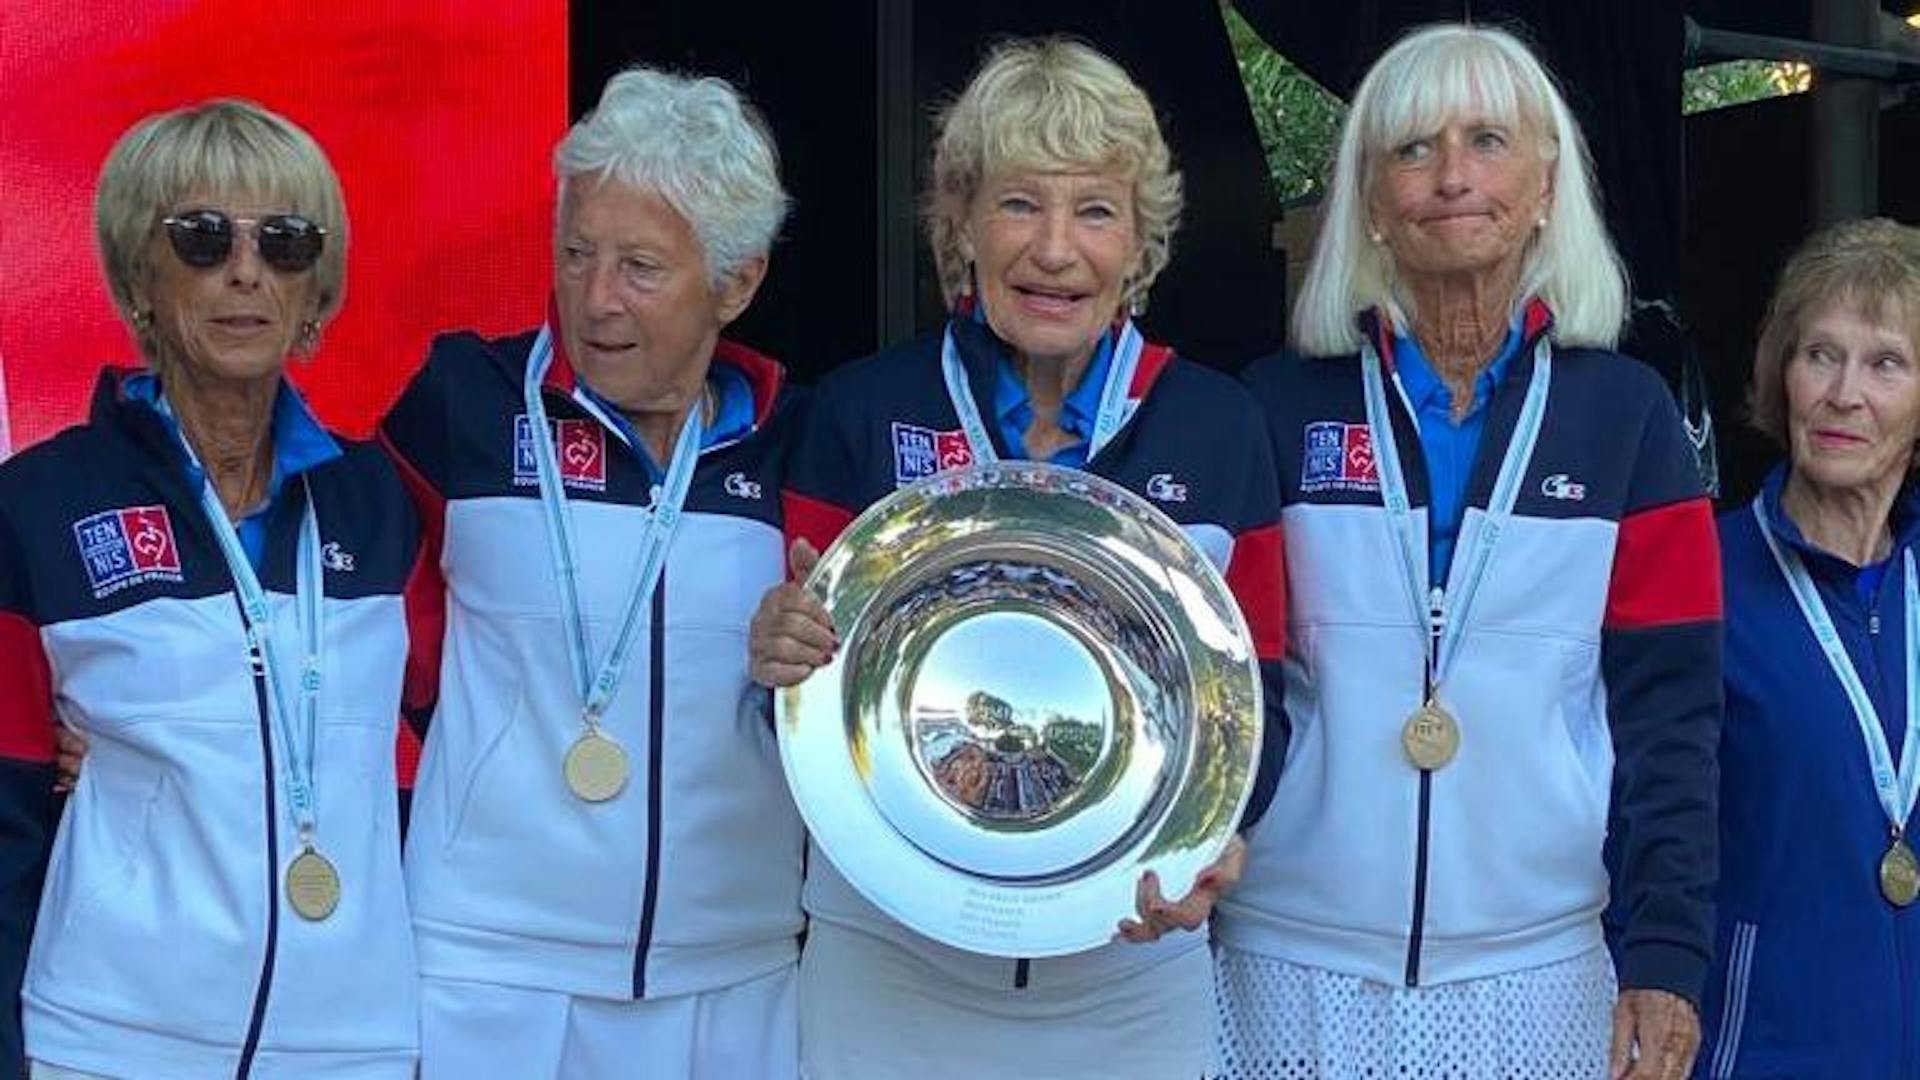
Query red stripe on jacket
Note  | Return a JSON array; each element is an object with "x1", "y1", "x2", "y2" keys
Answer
[
  {"x1": 0, "y1": 612, "x2": 54, "y2": 764},
  {"x1": 1606, "y1": 497, "x2": 1722, "y2": 629},
  {"x1": 1224, "y1": 522, "x2": 1288, "y2": 661},
  {"x1": 782, "y1": 491, "x2": 856, "y2": 575},
  {"x1": 1126, "y1": 343, "x2": 1177, "y2": 400},
  {"x1": 379, "y1": 429, "x2": 448, "y2": 790}
]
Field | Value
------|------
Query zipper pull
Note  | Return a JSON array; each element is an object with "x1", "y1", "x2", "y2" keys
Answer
[
  {"x1": 245, "y1": 627, "x2": 267, "y2": 676},
  {"x1": 1870, "y1": 609, "x2": 1882, "y2": 636},
  {"x1": 1428, "y1": 586, "x2": 1446, "y2": 643}
]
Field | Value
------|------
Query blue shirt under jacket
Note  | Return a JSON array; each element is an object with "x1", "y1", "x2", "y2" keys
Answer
[
  {"x1": 990, "y1": 328, "x2": 1115, "y2": 469},
  {"x1": 573, "y1": 360, "x2": 756, "y2": 481},
  {"x1": 1391, "y1": 322, "x2": 1520, "y2": 583},
  {"x1": 1698, "y1": 464, "x2": 1920, "y2": 1079},
  {"x1": 123, "y1": 372, "x2": 341, "y2": 571}
]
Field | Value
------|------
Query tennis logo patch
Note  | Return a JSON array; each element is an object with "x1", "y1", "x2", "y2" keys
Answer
[
  {"x1": 514, "y1": 415, "x2": 608, "y2": 492},
  {"x1": 1301, "y1": 421, "x2": 1379, "y2": 494},
  {"x1": 73, "y1": 505, "x2": 184, "y2": 598},
  {"x1": 892, "y1": 422, "x2": 973, "y2": 486}
]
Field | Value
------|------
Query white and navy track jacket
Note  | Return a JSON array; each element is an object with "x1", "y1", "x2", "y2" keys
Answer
[
  {"x1": 382, "y1": 328, "x2": 807, "y2": 1002},
  {"x1": 783, "y1": 316, "x2": 1288, "y2": 993},
  {"x1": 1218, "y1": 306, "x2": 1723, "y2": 1003},
  {"x1": 0, "y1": 371, "x2": 423, "y2": 1079}
]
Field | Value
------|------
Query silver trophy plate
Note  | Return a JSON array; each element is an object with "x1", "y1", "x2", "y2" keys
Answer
[{"x1": 778, "y1": 462, "x2": 1262, "y2": 957}]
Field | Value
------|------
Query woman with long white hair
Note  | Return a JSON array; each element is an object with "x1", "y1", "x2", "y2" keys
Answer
[{"x1": 1222, "y1": 23, "x2": 1721, "y2": 1080}]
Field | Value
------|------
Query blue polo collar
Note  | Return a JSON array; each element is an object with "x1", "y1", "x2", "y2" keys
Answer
[{"x1": 123, "y1": 370, "x2": 341, "y2": 502}]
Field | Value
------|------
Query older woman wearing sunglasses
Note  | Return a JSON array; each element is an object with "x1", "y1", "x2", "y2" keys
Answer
[{"x1": 0, "y1": 100, "x2": 422, "y2": 1078}]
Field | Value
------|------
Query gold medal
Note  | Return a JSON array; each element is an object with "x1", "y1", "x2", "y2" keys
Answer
[
  {"x1": 1401, "y1": 701, "x2": 1459, "y2": 771},
  {"x1": 565, "y1": 730, "x2": 629, "y2": 802},
  {"x1": 1881, "y1": 838, "x2": 1920, "y2": 907},
  {"x1": 285, "y1": 846, "x2": 341, "y2": 921}
]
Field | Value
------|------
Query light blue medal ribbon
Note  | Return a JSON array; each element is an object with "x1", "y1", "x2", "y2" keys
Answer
[
  {"x1": 1753, "y1": 501, "x2": 1920, "y2": 845},
  {"x1": 1360, "y1": 335, "x2": 1553, "y2": 723},
  {"x1": 939, "y1": 317, "x2": 1145, "y2": 465},
  {"x1": 522, "y1": 326, "x2": 704, "y2": 760},
  {"x1": 195, "y1": 478, "x2": 326, "y2": 857}
]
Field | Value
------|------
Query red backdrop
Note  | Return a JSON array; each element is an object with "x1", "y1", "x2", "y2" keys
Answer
[{"x1": 0, "y1": 1, "x2": 567, "y2": 456}]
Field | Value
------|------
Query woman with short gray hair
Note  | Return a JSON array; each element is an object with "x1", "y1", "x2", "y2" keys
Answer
[{"x1": 383, "y1": 64, "x2": 807, "y2": 1079}]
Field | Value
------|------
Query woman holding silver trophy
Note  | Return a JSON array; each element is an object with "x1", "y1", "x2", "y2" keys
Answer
[
  {"x1": 750, "y1": 36, "x2": 1288, "y2": 1080},
  {"x1": 1220, "y1": 23, "x2": 1720, "y2": 1080}
]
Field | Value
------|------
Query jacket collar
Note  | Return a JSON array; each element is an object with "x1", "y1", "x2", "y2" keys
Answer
[
  {"x1": 945, "y1": 308, "x2": 1177, "y2": 415},
  {"x1": 1356, "y1": 297, "x2": 1555, "y2": 380},
  {"x1": 1759, "y1": 461, "x2": 1920, "y2": 574}
]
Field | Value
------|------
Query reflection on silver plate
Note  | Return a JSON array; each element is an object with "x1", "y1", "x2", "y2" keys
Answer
[{"x1": 777, "y1": 462, "x2": 1262, "y2": 957}]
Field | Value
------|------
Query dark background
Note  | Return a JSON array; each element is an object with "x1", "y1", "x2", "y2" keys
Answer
[{"x1": 572, "y1": 1, "x2": 1920, "y2": 506}]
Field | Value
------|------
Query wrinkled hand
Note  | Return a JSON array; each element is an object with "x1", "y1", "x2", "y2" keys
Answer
[
  {"x1": 1117, "y1": 834, "x2": 1246, "y2": 944},
  {"x1": 54, "y1": 724, "x2": 89, "y2": 794},
  {"x1": 747, "y1": 539, "x2": 836, "y2": 689},
  {"x1": 1610, "y1": 988, "x2": 1700, "y2": 1080}
]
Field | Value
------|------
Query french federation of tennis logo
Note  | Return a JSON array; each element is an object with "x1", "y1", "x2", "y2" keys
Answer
[
  {"x1": 891, "y1": 422, "x2": 973, "y2": 487},
  {"x1": 1301, "y1": 421, "x2": 1380, "y2": 494},
  {"x1": 514, "y1": 415, "x2": 608, "y2": 492},
  {"x1": 73, "y1": 505, "x2": 184, "y2": 599}
]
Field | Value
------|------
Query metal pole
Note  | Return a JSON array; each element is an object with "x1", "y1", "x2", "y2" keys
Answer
[
  {"x1": 1685, "y1": 18, "x2": 1920, "y2": 80},
  {"x1": 1811, "y1": 0, "x2": 1880, "y2": 225}
]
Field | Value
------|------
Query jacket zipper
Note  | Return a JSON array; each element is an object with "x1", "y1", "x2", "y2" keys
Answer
[
  {"x1": 1405, "y1": 772, "x2": 1434, "y2": 987},
  {"x1": 631, "y1": 580, "x2": 667, "y2": 998},
  {"x1": 234, "y1": 603, "x2": 280, "y2": 1078},
  {"x1": 1405, "y1": 587, "x2": 1446, "y2": 986}
]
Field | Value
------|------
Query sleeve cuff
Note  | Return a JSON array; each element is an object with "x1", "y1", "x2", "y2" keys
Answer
[{"x1": 1618, "y1": 938, "x2": 1709, "y2": 1007}]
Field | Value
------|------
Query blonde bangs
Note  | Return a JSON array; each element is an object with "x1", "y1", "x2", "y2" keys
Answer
[
  {"x1": 96, "y1": 100, "x2": 348, "y2": 332},
  {"x1": 973, "y1": 75, "x2": 1148, "y2": 185},
  {"x1": 152, "y1": 121, "x2": 328, "y2": 217}
]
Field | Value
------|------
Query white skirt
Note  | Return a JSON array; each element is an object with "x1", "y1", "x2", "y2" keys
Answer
[
  {"x1": 1211, "y1": 944, "x2": 1616, "y2": 1080},
  {"x1": 419, "y1": 967, "x2": 797, "y2": 1080},
  {"x1": 801, "y1": 920, "x2": 1219, "y2": 1079}
]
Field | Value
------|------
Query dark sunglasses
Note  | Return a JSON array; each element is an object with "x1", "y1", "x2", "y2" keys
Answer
[{"x1": 160, "y1": 209, "x2": 327, "y2": 273}]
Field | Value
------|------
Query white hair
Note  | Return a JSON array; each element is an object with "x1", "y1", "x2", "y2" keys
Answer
[
  {"x1": 554, "y1": 66, "x2": 789, "y2": 282},
  {"x1": 1293, "y1": 23, "x2": 1627, "y2": 356}
]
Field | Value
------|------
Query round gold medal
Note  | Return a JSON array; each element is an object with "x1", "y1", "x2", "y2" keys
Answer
[
  {"x1": 1881, "y1": 838, "x2": 1920, "y2": 907},
  {"x1": 565, "y1": 731, "x2": 629, "y2": 802},
  {"x1": 285, "y1": 847, "x2": 341, "y2": 921},
  {"x1": 1401, "y1": 701, "x2": 1460, "y2": 771}
]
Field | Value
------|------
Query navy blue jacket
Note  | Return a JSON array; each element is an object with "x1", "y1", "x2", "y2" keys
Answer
[
  {"x1": 1698, "y1": 466, "x2": 1920, "y2": 1079},
  {"x1": 782, "y1": 317, "x2": 1288, "y2": 993}
]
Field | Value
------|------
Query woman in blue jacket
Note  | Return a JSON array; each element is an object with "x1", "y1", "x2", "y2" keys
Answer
[{"x1": 1703, "y1": 217, "x2": 1920, "y2": 1079}]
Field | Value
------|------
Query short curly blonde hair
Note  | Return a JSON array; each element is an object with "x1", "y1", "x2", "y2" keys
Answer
[
  {"x1": 926, "y1": 37, "x2": 1182, "y2": 314},
  {"x1": 95, "y1": 100, "x2": 348, "y2": 362},
  {"x1": 1750, "y1": 218, "x2": 1920, "y2": 449}
]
